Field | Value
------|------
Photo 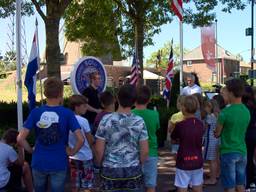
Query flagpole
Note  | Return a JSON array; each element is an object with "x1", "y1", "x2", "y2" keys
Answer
[
  {"x1": 16, "y1": 0, "x2": 23, "y2": 131},
  {"x1": 36, "y1": 18, "x2": 44, "y2": 105},
  {"x1": 179, "y1": 21, "x2": 183, "y2": 94}
]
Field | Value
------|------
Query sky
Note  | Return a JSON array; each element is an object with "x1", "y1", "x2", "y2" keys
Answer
[{"x1": 0, "y1": 3, "x2": 254, "y2": 64}]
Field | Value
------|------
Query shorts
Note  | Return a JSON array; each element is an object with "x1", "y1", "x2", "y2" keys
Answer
[
  {"x1": 220, "y1": 152, "x2": 247, "y2": 189},
  {"x1": 100, "y1": 166, "x2": 143, "y2": 191},
  {"x1": 0, "y1": 164, "x2": 23, "y2": 191},
  {"x1": 69, "y1": 159, "x2": 94, "y2": 189},
  {"x1": 174, "y1": 168, "x2": 203, "y2": 188},
  {"x1": 142, "y1": 157, "x2": 158, "y2": 188}
]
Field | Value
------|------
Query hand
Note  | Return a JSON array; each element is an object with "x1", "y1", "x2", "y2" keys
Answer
[
  {"x1": 66, "y1": 147, "x2": 75, "y2": 156},
  {"x1": 96, "y1": 109, "x2": 102, "y2": 113}
]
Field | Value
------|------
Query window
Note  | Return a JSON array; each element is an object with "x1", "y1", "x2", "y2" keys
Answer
[{"x1": 186, "y1": 61, "x2": 192, "y2": 67}]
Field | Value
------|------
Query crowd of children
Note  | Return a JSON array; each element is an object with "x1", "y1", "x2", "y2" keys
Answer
[{"x1": 0, "y1": 75, "x2": 255, "y2": 192}]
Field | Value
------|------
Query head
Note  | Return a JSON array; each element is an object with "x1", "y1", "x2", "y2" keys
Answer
[
  {"x1": 186, "y1": 73, "x2": 195, "y2": 87},
  {"x1": 99, "y1": 91, "x2": 115, "y2": 111},
  {"x1": 193, "y1": 93, "x2": 203, "y2": 109},
  {"x1": 220, "y1": 86, "x2": 229, "y2": 105},
  {"x1": 225, "y1": 78, "x2": 245, "y2": 102},
  {"x1": 117, "y1": 84, "x2": 137, "y2": 108},
  {"x1": 44, "y1": 77, "x2": 64, "y2": 101},
  {"x1": 181, "y1": 95, "x2": 198, "y2": 116},
  {"x1": 136, "y1": 85, "x2": 151, "y2": 105},
  {"x1": 176, "y1": 95, "x2": 185, "y2": 111},
  {"x1": 204, "y1": 100, "x2": 213, "y2": 114},
  {"x1": 68, "y1": 95, "x2": 88, "y2": 115},
  {"x1": 242, "y1": 85, "x2": 255, "y2": 107},
  {"x1": 89, "y1": 72, "x2": 101, "y2": 88},
  {"x1": 212, "y1": 94, "x2": 225, "y2": 110},
  {"x1": 2, "y1": 128, "x2": 19, "y2": 146}
]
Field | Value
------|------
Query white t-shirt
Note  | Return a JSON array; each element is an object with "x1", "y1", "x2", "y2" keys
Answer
[
  {"x1": 69, "y1": 115, "x2": 93, "y2": 161},
  {"x1": 0, "y1": 142, "x2": 17, "y2": 188},
  {"x1": 181, "y1": 84, "x2": 202, "y2": 96}
]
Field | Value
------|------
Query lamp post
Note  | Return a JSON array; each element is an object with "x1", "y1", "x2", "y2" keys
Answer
[{"x1": 251, "y1": 0, "x2": 254, "y2": 86}]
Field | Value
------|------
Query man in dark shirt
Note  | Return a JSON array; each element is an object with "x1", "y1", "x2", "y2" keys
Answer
[{"x1": 82, "y1": 72, "x2": 102, "y2": 129}]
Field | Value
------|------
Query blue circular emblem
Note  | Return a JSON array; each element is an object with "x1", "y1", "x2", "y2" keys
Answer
[{"x1": 70, "y1": 57, "x2": 107, "y2": 94}]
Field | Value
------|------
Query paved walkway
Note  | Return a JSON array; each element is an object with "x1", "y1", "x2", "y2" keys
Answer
[{"x1": 157, "y1": 148, "x2": 223, "y2": 192}]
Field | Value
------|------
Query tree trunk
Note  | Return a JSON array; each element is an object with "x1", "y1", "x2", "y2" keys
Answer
[
  {"x1": 135, "y1": 18, "x2": 144, "y2": 82},
  {"x1": 45, "y1": 17, "x2": 61, "y2": 78}
]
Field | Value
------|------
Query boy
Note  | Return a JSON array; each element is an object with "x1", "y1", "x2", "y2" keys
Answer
[
  {"x1": 17, "y1": 77, "x2": 84, "y2": 192},
  {"x1": 0, "y1": 128, "x2": 31, "y2": 192},
  {"x1": 215, "y1": 78, "x2": 250, "y2": 192},
  {"x1": 132, "y1": 85, "x2": 160, "y2": 192},
  {"x1": 94, "y1": 91, "x2": 115, "y2": 134},
  {"x1": 95, "y1": 84, "x2": 149, "y2": 191},
  {"x1": 68, "y1": 94, "x2": 94, "y2": 192},
  {"x1": 171, "y1": 95, "x2": 205, "y2": 192},
  {"x1": 168, "y1": 95, "x2": 185, "y2": 154}
]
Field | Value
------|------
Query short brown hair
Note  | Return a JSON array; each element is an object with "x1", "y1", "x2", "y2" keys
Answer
[
  {"x1": 99, "y1": 91, "x2": 115, "y2": 108},
  {"x1": 89, "y1": 72, "x2": 99, "y2": 81},
  {"x1": 226, "y1": 78, "x2": 245, "y2": 98},
  {"x1": 117, "y1": 84, "x2": 136, "y2": 108},
  {"x1": 2, "y1": 128, "x2": 18, "y2": 145},
  {"x1": 68, "y1": 95, "x2": 88, "y2": 111},
  {"x1": 44, "y1": 77, "x2": 64, "y2": 99},
  {"x1": 183, "y1": 95, "x2": 198, "y2": 114},
  {"x1": 136, "y1": 85, "x2": 151, "y2": 105}
]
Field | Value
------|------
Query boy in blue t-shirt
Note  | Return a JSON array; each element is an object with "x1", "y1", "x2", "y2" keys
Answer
[{"x1": 17, "y1": 77, "x2": 84, "y2": 192}]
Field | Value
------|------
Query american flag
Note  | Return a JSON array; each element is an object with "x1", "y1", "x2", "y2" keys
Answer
[
  {"x1": 163, "y1": 44, "x2": 174, "y2": 100},
  {"x1": 169, "y1": 0, "x2": 183, "y2": 21},
  {"x1": 130, "y1": 53, "x2": 141, "y2": 85}
]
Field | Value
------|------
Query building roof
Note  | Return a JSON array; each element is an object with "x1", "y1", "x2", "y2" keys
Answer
[{"x1": 184, "y1": 45, "x2": 238, "y2": 61}]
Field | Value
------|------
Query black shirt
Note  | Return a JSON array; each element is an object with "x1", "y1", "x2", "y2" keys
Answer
[{"x1": 82, "y1": 85, "x2": 101, "y2": 124}]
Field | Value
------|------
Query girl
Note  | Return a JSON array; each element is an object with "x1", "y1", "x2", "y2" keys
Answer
[{"x1": 203, "y1": 100, "x2": 220, "y2": 185}]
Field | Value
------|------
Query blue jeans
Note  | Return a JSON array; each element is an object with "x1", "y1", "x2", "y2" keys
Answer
[
  {"x1": 32, "y1": 169, "x2": 67, "y2": 192},
  {"x1": 221, "y1": 153, "x2": 247, "y2": 189},
  {"x1": 142, "y1": 157, "x2": 158, "y2": 188}
]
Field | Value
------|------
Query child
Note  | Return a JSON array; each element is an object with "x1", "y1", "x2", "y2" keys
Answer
[
  {"x1": 132, "y1": 85, "x2": 160, "y2": 192},
  {"x1": 0, "y1": 128, "x2": 33, "y2": 192},
  {"x1": 95, "y1": 84, "x2": 149, "y2": 191},
  {"x1": 17, "y1": 77, "x2": 84, "y2": 192},
  {"x1": 203, "y1": 100, "x2": 220, "y2": 185},
  {"x1": 68, "y1": 95, "x2": 95, "y2": 192},
  {"x1": 171, "y1": 95, "x2": 205, "y2": 192},
  {"x1": 215, "y1": 78, "x2": 250, "y2": 192},
  {"x1": 168, "y1": 95, "x2": 185, "y2": 154},
  {"x1": 93, "y1": 91, "x2": 115, "y2": 134}
]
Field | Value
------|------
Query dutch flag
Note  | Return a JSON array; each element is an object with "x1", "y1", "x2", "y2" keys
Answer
[{"x1": 24, "y1": 26, "x2": 39, "y2": 111}]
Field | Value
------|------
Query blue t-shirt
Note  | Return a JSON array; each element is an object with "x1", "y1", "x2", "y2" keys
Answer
[{"x1": 24, "y1": 105, "x2": 80, "y2": 171}]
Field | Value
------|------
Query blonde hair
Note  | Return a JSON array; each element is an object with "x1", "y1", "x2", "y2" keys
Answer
[{"x1": 183, "y1": 95, "x2": 198, "y2": 114}]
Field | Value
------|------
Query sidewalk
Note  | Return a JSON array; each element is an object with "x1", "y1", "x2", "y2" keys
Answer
[{"x1": 157, "y1": 148, "x2": 223, "y2": 192}]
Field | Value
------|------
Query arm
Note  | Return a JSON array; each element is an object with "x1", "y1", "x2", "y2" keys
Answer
[
  {"x1": 87, "y1": 104, "x2": 101, "y2": 113},
  {"x1": 17, "y1": 128, "x2": 33, "y2": 154},
  {"x1": 139, "y1": 140, "x2": 149, "y2": 164},
  {"x1": 66, "y1": 129, "x2": 84, "y2": 156},
  {"x1": 95, "y1": 138, "x2": 105, "y2": 165},
  {"x1": 14, "y1": 145, "x2": 24, "y2": 166},
  {"x1": 214, "y1": 123, "x2": 223, "y2": 138}
]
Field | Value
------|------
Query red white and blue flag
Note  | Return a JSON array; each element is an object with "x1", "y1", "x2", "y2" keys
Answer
[
  {"x1": 24, "y1": 26, "x2": 39, "y2": 111},
  {"x1": 163, "y1": 44, "x2": 174, "y2": 100},
  {"x1": 130, "y1": 52, "x2": 141, "y2": 85},
  {"x1": 170, "y1": 0, "x2": 183, "y2": 21}
]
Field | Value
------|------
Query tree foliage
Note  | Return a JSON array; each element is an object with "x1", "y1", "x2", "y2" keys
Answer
[
  {"x1": 146, "y1": 42, "x2": 189, "y2": 69},
  {"x1": 64, "y1": 0, "x2": 122, "y2": 61},
  {"x1": 0, "y1": 0, "x2": 33, "y2": 18}
]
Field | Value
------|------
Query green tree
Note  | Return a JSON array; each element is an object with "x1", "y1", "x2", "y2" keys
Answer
[
  {"x1": 145, "y1": 42, "x2": 189, "y2": 69},
  {"x1": 30, "y1": 0, "x2": 73, "y2": 78},
  {"x1": 3, "y1": 51, "x2": 16, "y2": 71},
  {"x1": 64, "y1": 0, "x2": 122, "y2": 64}
]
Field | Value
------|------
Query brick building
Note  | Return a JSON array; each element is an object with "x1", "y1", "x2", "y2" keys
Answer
[{"x1": 183, "y1": 45, "x2": 240, "y2": 83}]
